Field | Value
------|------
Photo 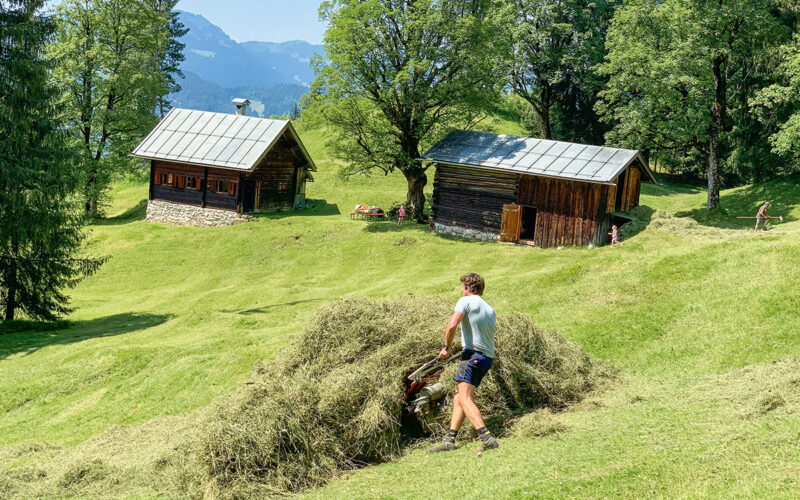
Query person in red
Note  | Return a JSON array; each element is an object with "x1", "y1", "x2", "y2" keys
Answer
[{"x1": 397, "y1": 204, "x2": 406, "y2": 227}]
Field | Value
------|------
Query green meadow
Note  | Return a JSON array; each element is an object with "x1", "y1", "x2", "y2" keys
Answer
[{"x1": 2, "y1": 122, "x2": 800, "y2": 498}]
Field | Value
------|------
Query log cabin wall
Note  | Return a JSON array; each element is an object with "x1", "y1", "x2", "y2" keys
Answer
[
  {"x1": 151, "y1": 160, "x2": 204, "y2": 207},
  {"x1": 205, "y1": 167, "x2": 240, "y2": 211},
  {"x1": 516, "y1": 175, "x2": 612, "y2": 248},
  {"x1": 244, "y1": 136, "x2": 300, "y2": 212},
  {"x1": 431, "y1": 164, "x2": 519, "y2": 234}
]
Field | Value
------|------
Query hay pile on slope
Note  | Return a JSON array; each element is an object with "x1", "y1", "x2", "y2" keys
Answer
[{"x1": 201, "y1": 296, "x2": 601, "y2": 497}]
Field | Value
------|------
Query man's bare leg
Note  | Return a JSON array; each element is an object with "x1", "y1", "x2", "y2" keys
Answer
[
  {"x1": 455, "y1": 382, "x2": 486, "y2": 429},
  {"x1": 449, "y1": 390, "x2": 466, "y2": 431}
]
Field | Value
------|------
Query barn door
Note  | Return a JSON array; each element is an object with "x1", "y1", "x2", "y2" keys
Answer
[{"x1": 500, "y1": 204, "x2": 522, "y2": 243}]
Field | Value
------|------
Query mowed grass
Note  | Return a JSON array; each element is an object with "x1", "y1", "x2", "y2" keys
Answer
[{"x1": 2, "y1": 120, "x2": 800, "y2": 497}]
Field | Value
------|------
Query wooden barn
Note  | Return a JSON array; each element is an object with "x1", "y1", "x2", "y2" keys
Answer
[
  {"x1": 422, "y1": 130, "x2": 658, "y2": 247},
  {"x1": 132, "y1": 101, "x2": 316, "y2": 226}
]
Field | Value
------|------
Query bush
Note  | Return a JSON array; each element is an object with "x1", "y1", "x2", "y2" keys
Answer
[{"x1": 200, "y1": 296, "x2": 602, "y2": 496}]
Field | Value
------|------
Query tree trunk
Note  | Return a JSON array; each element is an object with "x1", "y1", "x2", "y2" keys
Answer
[
  {"x1": 404, "y1": 168, "x2": 428, "y2": 222},
  {"x1": 4, "y1": 248, "x2": 17, "y2": 321},
  {"x1": 707, "y1": 54, "x2": 727, "y2": 210},
  {"x1": 538, "y1": 107, "x2": 552, "y2": 140}
]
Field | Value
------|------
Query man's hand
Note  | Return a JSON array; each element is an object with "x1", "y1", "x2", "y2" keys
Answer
[{"x1": 438, "y1": 348, "x2": 450, "y2": 360}]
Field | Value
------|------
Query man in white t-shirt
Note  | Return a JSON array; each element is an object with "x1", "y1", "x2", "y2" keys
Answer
[{"x1": 429, "y1": 273, "x2": 498, "y2": 453}]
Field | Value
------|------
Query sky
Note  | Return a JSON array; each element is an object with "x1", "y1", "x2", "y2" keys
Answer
[{"x1": 175, "y1": 0, "x2": 327, "y2": 44}]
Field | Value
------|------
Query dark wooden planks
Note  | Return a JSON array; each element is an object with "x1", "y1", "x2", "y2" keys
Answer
[{"x1": 432, "y1": 164, "x2": 518, "y2": 233}]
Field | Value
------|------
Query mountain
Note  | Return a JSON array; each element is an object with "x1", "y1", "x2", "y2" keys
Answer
[
  {"x1": 169, "y1": 11, "x2": 323, "y2": 117},
  {"x1": 177, "y1": 11, "x2": 322, "y2": 88}
]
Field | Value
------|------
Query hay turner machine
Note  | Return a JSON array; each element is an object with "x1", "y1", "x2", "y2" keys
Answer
[{"x1": 401, "y1": 351, "x2": 461, "y2": 435}]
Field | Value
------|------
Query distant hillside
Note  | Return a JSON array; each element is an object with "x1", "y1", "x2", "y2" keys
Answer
[
  {"x1": 177, "y1": 11, "x2": 322, "y2": 88},
  {"x1": 169, "y1": 71, "x2": 305, "y2": 118},
  {"x1": 169, "y1": 11, "x2": 322, "y2": 117}
]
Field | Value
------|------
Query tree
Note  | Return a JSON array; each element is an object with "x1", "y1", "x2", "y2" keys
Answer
[
  {"x1": 306, "y1": 0, "x2": 504, "y2": 220},
  {"x1": 597, "y1": 0, "x2": 787, "y2": 209},
  {"x1": 507, "y1": 0, "x2": 615, "y2": 141},
  {"x1": 753, "y1": 35, "x2": 800, "y2": 169},
  {"x1": 0, "y1": 0, "x2": 105, "y2": 321},
  {"x1": 151, "y1": 0, "x2": 187, "y2": 118},
  {"x1": 49, "y1": 0, "x2": 171, "y2": 216}
]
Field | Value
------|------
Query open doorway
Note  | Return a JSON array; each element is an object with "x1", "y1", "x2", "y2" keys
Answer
[
  {"x1": 615, "y1": 169, "x2": 627, "y2": 211},
  {"x1": 520, "y1": 205, "x2": 537, "y2": 242}
]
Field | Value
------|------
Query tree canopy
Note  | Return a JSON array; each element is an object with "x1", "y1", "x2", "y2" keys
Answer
[{"x1": 306, "y1": 0, "x2": 505, "y2": 219}]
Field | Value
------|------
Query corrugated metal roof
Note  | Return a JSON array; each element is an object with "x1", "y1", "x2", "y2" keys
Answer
[
  {"x1": 131, "y1": 108, "x2": 317, "y2": 172},
  {"x1": 421, "y1": 130, "x2": 657, "y2": 185}
]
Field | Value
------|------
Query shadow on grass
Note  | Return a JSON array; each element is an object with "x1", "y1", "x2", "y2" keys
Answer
[
  {"x1": 618, "y1": 206, "x2": 655, "y2": 240},
  {"x1": 250, "y1": 200, "x2": 340, "y2": 221},
  {"x1": 674, "y1": 177, "x2": 800, "y2": 229},
  {"x1": 95, "y1": 199, "x2": 147, "y2": 225},
  {"x1": 0, "y1": 312, "x2": 172, "y2": 360},
  {"x1": 221, "y1": 299, "x2": 324, "y2": 315},
  {"x1": 641, "y1": 179, "x2": 705, "y2": 197},
  {"x1": 361, "y1": 219, "x2": 436, "y2": 235}
]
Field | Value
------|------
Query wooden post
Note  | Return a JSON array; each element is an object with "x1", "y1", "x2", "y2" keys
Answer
[{"x1": 202, "y1": 167, "x2": 208, "y2": 208}]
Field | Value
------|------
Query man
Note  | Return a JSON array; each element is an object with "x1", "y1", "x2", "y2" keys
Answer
[
  {"x1": 755, "y1": 201, "x2": 772, "y2": 230},
  {"x1": 429, "y1": 273, "x2": 498, "y2": 453}
]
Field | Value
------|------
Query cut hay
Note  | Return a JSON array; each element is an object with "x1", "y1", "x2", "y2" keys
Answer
[{"x1": 201, "y1": 296, "x2": 603, "y2": 496}]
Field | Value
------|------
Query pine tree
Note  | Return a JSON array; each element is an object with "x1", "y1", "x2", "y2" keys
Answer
[{"x1": 0, "y1": 0, "x2": 105, "y2": 321}]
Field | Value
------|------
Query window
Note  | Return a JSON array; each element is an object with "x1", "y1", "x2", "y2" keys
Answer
[
  {"x1": 186, "y1": 176, "x2": 201, "y2": 190},
  {"x1": 277, "y1": 182, "x2": 289, "y2": 193},
  {"x1": 160, "y1": 172, "x2": 173, "y2": 185},
  {"x1": 208, "y1": 179, "x2": 236, "y2": 195}
]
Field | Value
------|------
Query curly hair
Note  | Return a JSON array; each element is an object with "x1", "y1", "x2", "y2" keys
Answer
[{"x1": 460, "y1": 273, "x2": 485, "y2": 295}]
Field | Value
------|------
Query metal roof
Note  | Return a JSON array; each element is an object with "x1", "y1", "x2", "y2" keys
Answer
[
  {"x1": 131, "y1": 108, "x2": 316, "y2": 172},
  {"x1": 421, "y1": 130, "x2": 657, "y2": 185}
]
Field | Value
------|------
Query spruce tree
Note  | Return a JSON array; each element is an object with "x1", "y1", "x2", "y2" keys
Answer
[{"x1": 0, "y1": 0, "x2": 105, "y2": 321}]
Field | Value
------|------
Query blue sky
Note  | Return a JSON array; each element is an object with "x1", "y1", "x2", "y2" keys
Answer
[{"x1": 176, "y1": 0, "x2": 327, "y2": 44}]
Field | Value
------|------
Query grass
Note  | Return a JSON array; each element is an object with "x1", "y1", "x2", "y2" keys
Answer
[{"x1": 2, "y1": 120, "x2": 800, "y2": 497}]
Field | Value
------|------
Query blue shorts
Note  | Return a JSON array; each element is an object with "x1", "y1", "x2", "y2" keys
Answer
[{"x1": 455, "y1": 349, "x2": 493, "y2": 387}]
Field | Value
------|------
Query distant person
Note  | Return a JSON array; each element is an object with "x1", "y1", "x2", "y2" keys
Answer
[
  {"x1": 755, "y1": 201, "x2": 772, "y2": 230},
  {"x1": 608, "y1": 225, "x2": 622, "y2": 247},
  {"x1": 429, "y1": 273, "x2": 498, "y2": 454},
  {"x1": 397, "y1": 205, "x2": 406, "y2": 227}
]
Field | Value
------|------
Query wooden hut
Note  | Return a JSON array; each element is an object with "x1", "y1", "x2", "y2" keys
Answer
[
  {"x1": 422, "y1": 130, "x2": 657, "y2": 247},
  {"x1": 132, "y1": 103, "x2": 316, "y2": 226}
]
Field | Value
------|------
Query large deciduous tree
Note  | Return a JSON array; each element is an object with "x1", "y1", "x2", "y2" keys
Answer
[
  {"x1": 507, "y1": 0, "x2": 615, "y2": 142},
  {"x1": 0, "y1": 0, "x2": 105, "y2": 321},
  {"x1": 754, "y1": 35, "x2": 800, "y2": 169},
  {"x1": 49, "y1": 0, "x2": 175, "y2": 217},
  {"x1": 306, "y1": 0, "x2": 504, "y2": 220},
  {"x1": 597, "y1": 0, "x2": 786, "y2": 210}
]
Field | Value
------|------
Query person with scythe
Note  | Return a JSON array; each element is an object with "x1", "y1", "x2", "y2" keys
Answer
[
  {"x1": 755, "y1": 201, "x2": 773, "y2": 230},
  {"x1": 429, "y1": 273, "x2": 499, "y2": 454}
]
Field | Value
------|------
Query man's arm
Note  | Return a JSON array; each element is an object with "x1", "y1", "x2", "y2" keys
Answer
[{"x1": 438, "y1": 311, "x2": 463, "y2": 359}]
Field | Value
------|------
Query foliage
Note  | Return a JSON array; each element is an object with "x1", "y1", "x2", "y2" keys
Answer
[
  {"x1": 597, "y1": 0, "x2": 792, "y2": 209},
  {"x1": 49, "y1": 0, "x2": 173, "y2": 216},
  {"x1": 151, "y1": 0, "x2": 187, "y2": 118},
  {"x1": 305, "y1": 0, "x2": 505, "y2": 219},
  {"x1": 0, "y1": 0, "x2": 105, "y2": 321},
  {"x1": 753, "y1": 35, "x2": 800, "y2": 167},
  {"x1": 506, "y1": 0, "x2": 615, "y2": 143}
]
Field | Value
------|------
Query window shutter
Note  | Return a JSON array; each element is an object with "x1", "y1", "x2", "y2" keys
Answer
[{"x1": 228, "y1": 182, "x2": 235, "y2": 195}]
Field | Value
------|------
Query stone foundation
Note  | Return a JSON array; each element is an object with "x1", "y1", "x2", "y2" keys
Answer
[
  {"x1": 432, "y1": 222, "x2": 499, "y2": 242},
  {"x1": 146, "y1": 199, "x2": 253, "y2": 227}
]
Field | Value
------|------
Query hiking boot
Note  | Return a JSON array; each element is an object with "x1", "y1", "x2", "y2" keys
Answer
[
  {"x1": 428, "y1": 437, "x2": 456, "y2": 453},
  {"x1": 477, "y1": 434, "x2": 499, "y2": 453}
]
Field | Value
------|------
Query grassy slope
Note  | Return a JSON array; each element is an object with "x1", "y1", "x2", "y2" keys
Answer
[{"x1": 2, "y1": 116, "x2": 800, "y2": 497}]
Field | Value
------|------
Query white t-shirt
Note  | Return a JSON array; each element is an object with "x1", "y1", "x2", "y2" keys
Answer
[{"x1": 454, "y1": 295, "x2": 496, "y2": 358}]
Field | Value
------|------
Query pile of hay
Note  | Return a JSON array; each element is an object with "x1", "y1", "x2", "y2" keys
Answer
[{"x1": 201, "y1": 296, "x2": 602, "y2": 497}]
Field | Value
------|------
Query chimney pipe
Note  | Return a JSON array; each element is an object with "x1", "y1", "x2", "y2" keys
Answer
[{"x1": 232, "y1": 98, "x2": 250, "y2": 116}]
